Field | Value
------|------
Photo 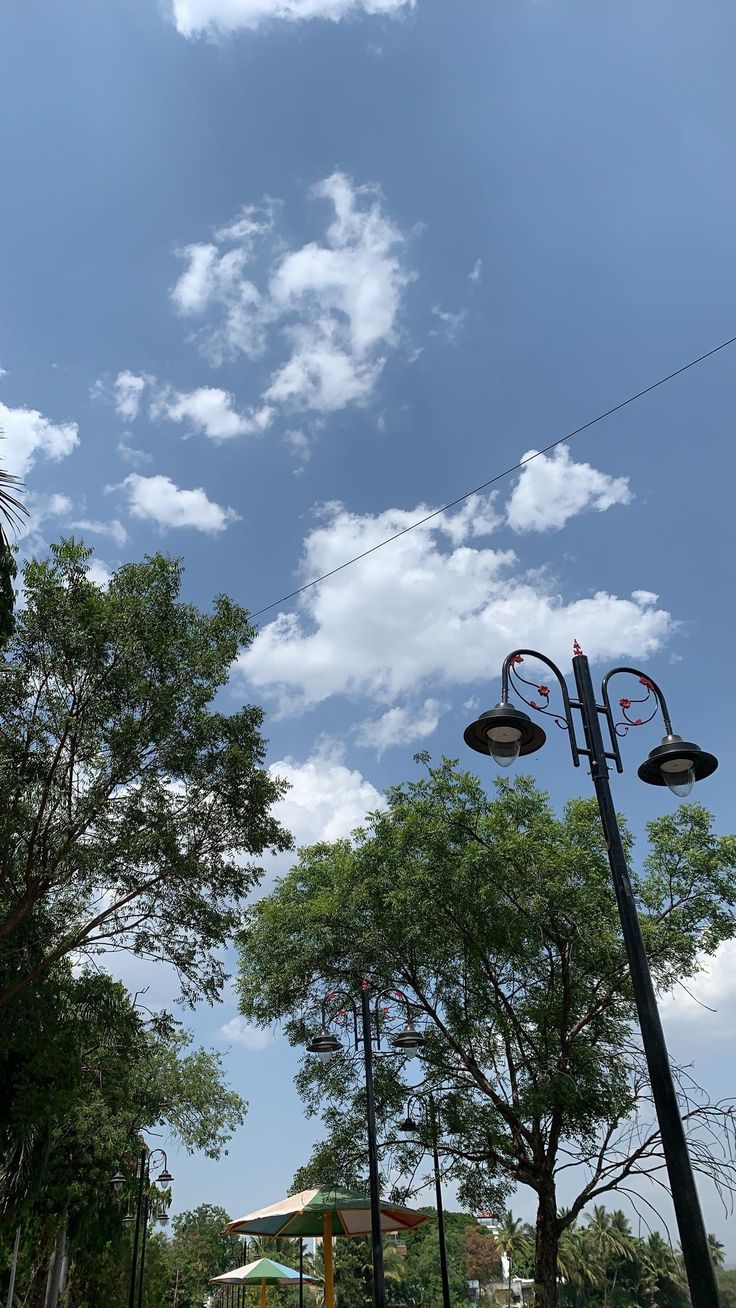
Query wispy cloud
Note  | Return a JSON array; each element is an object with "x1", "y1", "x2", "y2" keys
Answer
[
  {"x1": 171, "y1": 0, "x2": 415, "y2": 39},
  {"x1": 70, "y1": 518, "x2": 129, "y2": 547},
  {"x1": 220, "y1": 1017, "x2": 273, "y2": 1050}
]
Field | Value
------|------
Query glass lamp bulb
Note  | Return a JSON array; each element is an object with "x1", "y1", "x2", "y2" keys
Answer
[
  {"x1": 486, "y1": 725, "x2": 522, "y2": 768},
  {"x1": 318, "y1": 1048, "x2": 336, "y2": 1063},
  {"x1": 661, "y1": 758, "x2": 695, "y2": 798}
]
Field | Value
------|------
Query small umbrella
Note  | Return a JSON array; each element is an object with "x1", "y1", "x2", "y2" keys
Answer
[
  {"x1": 210, "y1": 1256, "x2": 320, "y2": 1308},
  {"x1": 224, "y1": 1187, "x2": 428, "y2": 1308}
]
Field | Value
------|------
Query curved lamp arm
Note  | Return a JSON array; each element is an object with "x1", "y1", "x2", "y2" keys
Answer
[
  {"x1": 600, "y1": 666, "x2": 674, "y2": 773},
  {"x1": 502, "y1": 648, "x2": 581, "y2": 767},
  {"x1": 601, "y1": 666, "x2": 674, "y2": 734},
  {"x1": 321, "y1": 990, "x2": 360, "y2": 1048}
]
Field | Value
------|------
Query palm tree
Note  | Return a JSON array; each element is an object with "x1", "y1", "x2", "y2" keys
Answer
[
  {"x1": 495, "y1": 1213, "x2": 532, "y2": 1306},
  {"x1": 247, "y1": 1235, "x2": 313, "y2": 1269},
  {"x1": 708, "y1": 1233, "x2": 726, "y2": 1269},
  {"x1": 556, "y1": 1219, "x2": 603, "y2": 1304},
  {"x1": 639, "y1": 1232, "x2": 688, "y2": 1307},
  {"x1": 360, "y1": 1242, "x2": 406, "y2": 1286},
  {"x1": 583, "y1": 1206, "x2": 635, "y2": 1305},
  {"x1": 0, "y1": 449, "x2": 27, "y2": 643}
]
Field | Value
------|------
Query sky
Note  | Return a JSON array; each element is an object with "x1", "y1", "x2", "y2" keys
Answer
[{"x1": 2, "y1": 0, "x2": 736, "y2": 1260}]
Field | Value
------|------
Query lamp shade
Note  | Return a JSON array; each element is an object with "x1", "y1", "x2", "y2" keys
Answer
[
  {"x1": 306, "y1": 1028, "x2": 343, "y2": 1057},
  {"x1": 637, "y1": 734, "x2": 718, "y2": 790},
  {"x1": 464, "y1": 703, "x2": 546, "y2": 759}
]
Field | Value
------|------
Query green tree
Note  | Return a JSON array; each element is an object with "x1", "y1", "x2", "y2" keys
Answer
[
  {"x1": 315, "y1": 1234, "x2": 372, "y2": 1308},
  {"x1": 0, "y1": 539, "x2": 290, "y2": 1011},
  {"x1": 718, "y1": 1268, "x2": 736, "y2": 1308},
  {"x1": 408, "y1": 1210, "x2": 478, "y2": 1308},
  {"x1": 0, "y1": 967, "x2": 245, "y2": 1305},
  {"x1": 168, "y1": 1204, "x2": 241, "y2": 1307},
  {"x1": 235, "y1": 763, "x2": 736, "y2": 1308}
]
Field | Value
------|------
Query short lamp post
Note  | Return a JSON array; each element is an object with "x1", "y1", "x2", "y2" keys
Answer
[
  {"x1": 397, "y1": 1095, "x2": 450, "y2": 1308},
  {"x1": 111, "y1": 1146, "x2": 173, "y2": 1308},
  {"x1": 463, "y1": 644, "x2": 718, "y2": 1308},
  {"x1": 306, "y1": 985, "x2": 424, "y2": 1308}
]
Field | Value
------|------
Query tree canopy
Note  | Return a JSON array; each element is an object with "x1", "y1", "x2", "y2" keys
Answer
[
  {"x1": 0, "y1": 538, "x2": 291, "y2": 1010},
  {"x1": 235, "y1": 760, "x2": 736, "y2": 1308}
]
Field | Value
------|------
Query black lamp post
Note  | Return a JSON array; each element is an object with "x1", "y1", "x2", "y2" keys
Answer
[
  {"x1": 306, "y1": 985, "x2": 424, "y2": 1308},
  {"x1": 111, "y1": 1146, "x2": 173, "y2": 1308},
  {"x1": 464, "y1": 644, "x2": 719, "y2": 1308},
  {"x1": 397, "y1": 1095, "x2": 450, "y2": 1308}
]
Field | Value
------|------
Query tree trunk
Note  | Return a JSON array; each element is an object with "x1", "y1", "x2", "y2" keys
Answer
[
  {"x1": 534, "y1": 1185, "x2": 559, "y2": 1308},
  {"x1": 43, "y1": 1224, "x2": 67, "y2": 1308}
]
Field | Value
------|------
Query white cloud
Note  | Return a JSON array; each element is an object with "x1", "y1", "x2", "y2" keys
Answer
[
  {"x1": 117, "y1": 436, "x2": 153, "y2": 468},
  {"x1": 153, "y1": 385, "x2": 273, "y2": 440},
  {"x1": 284, "y1": 429, "x2": 311, "y2": 463},
  {"x1": 113, "y1": 371, "x2": 151, "y2": 420},
  {"x1": 171, "y1": 243, "x2": 219, "y2": 314},
  {"x1": 0, "y1": 366, "x2": 8, "y2": 378},
  {"x1": 220, "y1": 1016, "x2": 273, "y2": 1050},
  {"x1": 171, "y1": 171, "x2": 412, "y2": 419},
  {"x1": 171, "y1": 0, "x2": 414, "y2": 39},
  {"x1": 468, "y1": 259, "x2": 483, "y2": 284},
  {"x1": 507, "y1": 446, "x2": 631, "y2": 533},
  {"x1": 70, "y1": 518, "x2": 129, "y2": 547},
  {"x1": 269, "y1": 738, "x2": 385, "y2": 849},
  {"x1": 18, "y1": 492, "x2": 74, "y2": 544},
  {"x1": 236, "y1": 493, "x2": 675, "y2": 713},
  {"x1": 86, "y1": 558, "x2": 114, "y2": 589},
  {"x1": 0, "y1": 400, "x2": 79, "y2": 479},
  {"x1": 121, "y1": 474, "x2": 239, "y2": 533},
  {"x1": 661, "y1": 940, "x2": 736, "y2": 1034},
  {"x1": 91, "y1": 371, "x2": 153, "y2": 420},
  {"x1": 354, "y1": 698, "x2": 444, "y2": 754},
  {"x1": 430, "y1": 305, "x2": 466, "y2": 343}
]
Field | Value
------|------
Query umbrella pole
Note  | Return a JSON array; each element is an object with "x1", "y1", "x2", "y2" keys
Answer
[
  {"x1": 299, "y1": 1237, "x2": 304, "y2": 1308},
  {"x1": 261, "y1": 1280, "x2": 267, "y2": 1308},
  {"x1": 323, "y1": 1213, "x2": 334, "y2": 1308}
]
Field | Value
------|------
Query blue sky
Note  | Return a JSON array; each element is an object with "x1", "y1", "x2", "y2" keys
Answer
[{"x1": 2, "y1": 0, "x2": 736, "y2": 1257}]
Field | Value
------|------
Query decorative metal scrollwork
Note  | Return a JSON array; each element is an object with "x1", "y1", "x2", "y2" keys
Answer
[
  {"x1": 614, "y1": 676, "x2": 659, "y2": 736},
  {"x1": 507, "y1": 654, "x2": 569, "y2": 731}
]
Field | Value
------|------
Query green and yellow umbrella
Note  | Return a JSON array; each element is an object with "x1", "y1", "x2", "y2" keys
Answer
[
  {"x1": 223, "y1": 1187, "x2": 428, "y2": 1308},
  {"x1": 210, "y1": 1256, "x2": 320, "y2": 1308}
]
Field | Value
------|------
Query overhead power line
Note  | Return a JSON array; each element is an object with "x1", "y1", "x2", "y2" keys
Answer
[{"x1": 249, "y1": 332, "x2": 736, "y2": 622}]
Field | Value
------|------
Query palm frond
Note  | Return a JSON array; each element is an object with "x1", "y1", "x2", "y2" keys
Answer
[{"x1": 0, "y1": 441, "x2": 29, "y2": 546}]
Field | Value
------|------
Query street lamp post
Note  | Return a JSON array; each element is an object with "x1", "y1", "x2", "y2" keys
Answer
[
  {"x1": 463, "y1": 644, "x2": 719, "y2": 1308},
  {"x1": 397, "y1": 1095, "x2": 451, "y2": 1308},
  {"x1": 111, "y1": 1146, "x2": 173, "y2": 1308},
  {"x1": 306, "y1": 984, "x2": 424, "y2": 1308}
]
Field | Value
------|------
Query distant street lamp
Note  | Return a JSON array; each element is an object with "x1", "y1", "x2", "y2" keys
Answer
[
  {"x1": 397, "y1": 1094, "x2": 451, "y2": 1308},
  {"x1": 463, "y1": 644, "x2": 719, "y2": 1308},
  {"x1": 306, "y1": 985, "x2": 424, "y2": 1308},
  {"x1": 111, "y1": 1146, "x2": 173, "y2": 1308}
]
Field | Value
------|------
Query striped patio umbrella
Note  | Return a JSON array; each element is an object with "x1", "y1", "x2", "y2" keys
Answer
[
  {"x1": 210, "y1": 1256, "x2": 320, "y2": 1308},
  {"x1": 223, "y1": 1187, "x2": 428, "y2": 1308}
]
